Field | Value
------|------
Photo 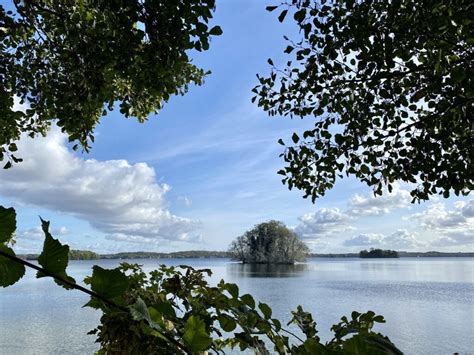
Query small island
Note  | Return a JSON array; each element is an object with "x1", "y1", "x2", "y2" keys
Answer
[
  {"x1": 359, "y1": 249, "x2": 399, "y2": 258},
  {"x1": 228, "y1": 220, "x2": 309, "y2": 264},
  {"x1": 68, "y1": 249, "x2": 100, "y2": 260}
]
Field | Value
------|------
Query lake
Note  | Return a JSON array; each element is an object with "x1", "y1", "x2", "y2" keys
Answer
[{"x1": 1, "y1": 257, "x2": 473, "y2": 354}]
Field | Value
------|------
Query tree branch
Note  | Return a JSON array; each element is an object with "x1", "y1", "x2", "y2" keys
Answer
[{"x1": 0, "y1": 249, "x2": 191, "y2": 354}]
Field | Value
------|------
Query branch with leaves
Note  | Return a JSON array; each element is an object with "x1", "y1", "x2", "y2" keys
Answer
[
  {"x1": 0, "y1": 0, "x2": 223, "y2": 168},
  {"x1": 253, "y1": 0, "x2": 473, "y2": 202}
]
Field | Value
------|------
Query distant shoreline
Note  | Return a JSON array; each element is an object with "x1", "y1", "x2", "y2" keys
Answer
[
  {"x1": 18, "y1": 250, "x2": 474, "y2": 260},
  {"x1": 311, "y1": 251, "x2": 474, "y2": 258}
]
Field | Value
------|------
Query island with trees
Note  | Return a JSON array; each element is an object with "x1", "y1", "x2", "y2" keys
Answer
[
  {"x1": 68, "y1": 249, "x2": 100, "y2": 260},
  {"x1": 359, "y1": 249, "x2": 399, "y2": 258},
  {"x1": 228, "y1": 221, "x2": 309, "y2": 264}
]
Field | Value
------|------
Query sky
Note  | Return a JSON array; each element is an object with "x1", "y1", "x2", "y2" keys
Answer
[{"x1": 1, "y1": 0, "x2": 472, "y2": 254}]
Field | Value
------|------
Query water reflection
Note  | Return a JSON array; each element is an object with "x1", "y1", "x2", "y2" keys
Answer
[{"x1": 227, "y1": 262, "x2": 309, "y2": 278}]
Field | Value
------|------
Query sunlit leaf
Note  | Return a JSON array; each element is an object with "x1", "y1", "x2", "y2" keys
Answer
[{"x1": 183, "y1": 315, "x2": 213, "y2": 352}]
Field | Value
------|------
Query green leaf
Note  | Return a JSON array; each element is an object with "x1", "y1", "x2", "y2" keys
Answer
[
  {"x1": 0, "y1": 206, "x2": 16, "y2": 243},
  {"x1": 8, "y1": 143, "x2": 17, "y2": 152},
  {"x1": 85, "y1": 265, "x2": 129, "y2": 300},
  {"x1": 224, "y1": 283, "x2": 239, "y2": 298},
  {"x1": 303, "y1": 338, "x2": 325, "y2": 353},
  {"x1": 37, "y1": 218, "x2": 76, "y2": 289},
  {"x1": 272, "y1": 318, "x2": 282, "y2": 331},
  {"x1": 292, "y1": 132, "x2": 299, "y2": 144},
  {"x1": 209, "y1": 26, "x2": 223, "y2": 36},
  {"x1": 218, "y1": 314, "x2": 237, "y2": 332},
  {"x1": 266, "y1": 6, "x2": 278, "y2": 12},
  {"x1": 154, "y1": 301, "x2": 176, "y2": 318},
  {"x1": 259, "y1": 302, "x2": 272, "y2": 319},
  {"x1": 360, "y1": 165, "x2": 370, "y2": 175},
  {"x1": 0, "y1": 245, "x2": 25, "y2": 287},
  {"x1": 411, "y1": 89, "x2": 426, "y2": 102},
  {"x1": 278, "y1": 9, "x2": 288, "y2": 22},
  {"x1": 284, "y1": 45, "x2": 294, "y2": 54},
  {"x1": 241, "y1": 294, "x2": 255, "y2": 309},
  {"x1": 452, "y1": 68, "x2": 466, "y2": 83},
  {"x1": 130, "y1": 297, "x2": 151, "y2": 322},
  {"x1": 183, "y1": 315, "x2": 213, "y2": 352}
]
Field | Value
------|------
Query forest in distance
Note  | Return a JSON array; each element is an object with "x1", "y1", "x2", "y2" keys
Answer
[{"x1": 18, "y1": 250, "x2": 474, "y2": 261}]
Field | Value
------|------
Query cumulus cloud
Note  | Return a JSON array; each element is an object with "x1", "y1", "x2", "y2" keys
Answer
[
  {"x1": 459, "y1": 200, "x2": 474, "y2": 218},
  {"x1": 0, "y1": 127, "x2": 201, "y2": 244},
  {"x1": 17, "y1": 226, "x2": 69, "y2": 241},
  {"x1": 409, "y1": 200, "x2": 473, "y2": 246},
  {"x1": 383, "y1": 229, "x2": 425, "y2": 249},
  {"x1": 431, "y1": 231, "x2": 473, "y2": 247},
  {"x1": 343, "y1": 233, "x2": 384, "y2": 247},
  {"x1": 348, "y1": 184, "x2": 411, "y2": 216},
  {"x1": 343, "y1": 229, "x2": 425, "y2": 250},
  {"x1": 294, "y1": 207, "x2": 354, "y2": 240}
]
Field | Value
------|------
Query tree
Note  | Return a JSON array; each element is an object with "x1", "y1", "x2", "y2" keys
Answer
[
  {"x1": 0, "y1": 0, "x2": 222, "y2": 168},
  {"x1": 253, "y1": 0, "x2": 473, "y2": 202},
  {"x1": 229, "y1": 220, "x2": 309, "y2": 264}
]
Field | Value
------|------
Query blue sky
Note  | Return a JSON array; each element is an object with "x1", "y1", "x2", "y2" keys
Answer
[{"x1": 1, "y1": 0, "x2": 472, "y2": 254}]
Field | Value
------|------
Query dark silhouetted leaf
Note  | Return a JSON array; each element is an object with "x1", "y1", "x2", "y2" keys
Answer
[{"x1": 0, "y1": 245, "x2": 25, "y2": 287}]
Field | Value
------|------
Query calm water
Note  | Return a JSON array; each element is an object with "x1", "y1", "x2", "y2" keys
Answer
[{"x1": 0, "y1": 257, "x2": 473, "y2": 354}]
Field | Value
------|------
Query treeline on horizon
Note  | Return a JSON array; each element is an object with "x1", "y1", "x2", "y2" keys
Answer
[{"x1": 18, "y1": 249, "x2": 474, "y2": 260}]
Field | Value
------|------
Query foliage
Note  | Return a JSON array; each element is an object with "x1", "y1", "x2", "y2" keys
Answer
[
  {"x1": 37, "y1": 218, "x2": 76, "y2": 289},
  {"x1": 0, "y1": 0, "x2": 222, "y2": 168},
  {"x1": 0, "y1": 244, "x2": 25, "y2": 287},
  {"x1": 68, "y1": 249, "x2": 100, "y2": 260},
  {"x1": 0, "y1": 206, "x2": 24, "y2": 287},
  {"x1": 229, "y1": 220, "x2": 309, "y2": 264},
  {"x1": 360, "y1": 249, "x2": 399, "y2": 258},
  {"x1": 0, "y1": 205, "x2": 402, "y2": 354},
  {"x1": 253, "y1": 0, "x2": 473, "y2": 202},
  {"x1": 89, "y1": 263, "x2": 402, "y2": 354}
]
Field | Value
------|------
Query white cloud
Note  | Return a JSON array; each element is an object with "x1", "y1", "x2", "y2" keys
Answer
[
  {"x1": 17, "y1": 226, "x2": 69, "y2": 241},
  {"x1": 383, "y1": 229, "x2": 425, "y2": 249},
  {"x1": 459, "y1": 200, "x2": 474, "y2": 218},
  {"x1": 348, "y1": 184, "x2": 411, "y2": 216},
  {"x1": 431, "y1": 231, "x2": 473, "y2": 247},
  {"x1": 0, "y1": 127, "x2": 201, "y2": 244},
  {"x1": 294, "y1": 207, "x2": 354, "y2": 240},
  {"x1": 343, "y1": 230, "x2": 425, "y2": 250},
  {"x1": 409, "y1": 201, "x2": 473, "y2": 246},
  {"x1": 343, "y1": 233, "x2": 384, "y2": 247}
]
